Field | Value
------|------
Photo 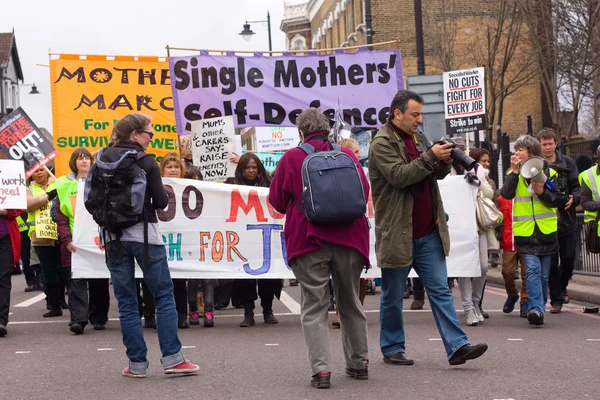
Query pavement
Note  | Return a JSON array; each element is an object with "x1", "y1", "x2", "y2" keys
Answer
[
  {"x1": 486, "y1": 265, "x2": 600, "y2": 306},
  {"x1": 2, "y1": 273, "x2": 600, "y2": 400}
]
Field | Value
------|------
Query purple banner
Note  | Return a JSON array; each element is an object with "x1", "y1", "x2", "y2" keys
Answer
[{"x1": 169, "y1": 47, "x2": 404, "y2": 135}]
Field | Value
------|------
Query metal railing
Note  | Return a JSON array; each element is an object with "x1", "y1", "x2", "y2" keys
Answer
[{"x1": 574, "y1": 213, "x2": 600, "y2": 276}]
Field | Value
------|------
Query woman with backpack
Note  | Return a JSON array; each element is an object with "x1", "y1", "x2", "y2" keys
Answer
[
  {"x1": 457, "y1": 148, "x2": 499, "y2": 326},
  {"x1": 226, "y1": 153, "x2": 283, "y2": 327},
  {"x1": 55, "y1": 148, "x2": 110, "y2": 334},
  {"x1": 27, "y1": 167, "x2": 68, "y2": 318},
  {"x1": 160, "y1": 152, "x2": 190, "y2": 329},
  {"x1": 88, "y1": 113, "x2": 198, "y2": 377}
]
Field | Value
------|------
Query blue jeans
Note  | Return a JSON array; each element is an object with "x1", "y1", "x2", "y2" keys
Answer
[
  {"x1": 521, "y1": 253, "x2": 551, "y2": 315},
  {"x1": 106, "y1": 242, "x2": 184, "y2": 374},
  {"x1": 380, "y1": 229, "x2": 469, "y2": 359}
]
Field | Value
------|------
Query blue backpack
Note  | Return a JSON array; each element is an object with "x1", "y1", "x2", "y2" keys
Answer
[{"x1": 294, "y1": 142, "x2": 367, "y2": 225}]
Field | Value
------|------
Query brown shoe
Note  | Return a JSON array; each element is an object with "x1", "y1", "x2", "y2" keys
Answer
[{"x1": 550, "y1": 304, "x2": 562, "y2": 314}]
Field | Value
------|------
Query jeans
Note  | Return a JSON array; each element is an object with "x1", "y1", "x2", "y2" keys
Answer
[
  {"x1": 380, "y1": 229, "x2": 469, "y2": 359},
  {"x1": 521, "y1": 253, "x2": 552, "y2": 315},
  {"x1": 458, "y1": 232, "x2": 488, "y2": 311},
  {"x1": 549, "y1": 230, "x2": 577, "y2": 306},
  {"x1": 106, "y1": 241, "x2": 184, "y2": 374}
]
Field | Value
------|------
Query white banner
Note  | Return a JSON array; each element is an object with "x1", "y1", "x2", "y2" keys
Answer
[
  {"x1": 72, "y1": 176, "x2": 480, "y2": 279},
  {"x1": 255, "y1": 126, "x2": 299, "y2": 153},
  {"x1": 0, "y1": 160, "x2": 27, "y2": 209},
  {"x1": 191, "y1": 116, "x2": 236, "y2": 182}
]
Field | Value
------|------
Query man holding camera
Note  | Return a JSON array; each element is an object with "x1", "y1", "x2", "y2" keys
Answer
[
  {"x1": 369, "y1": 90, "x2": 488, "y2": 367},
  {"x1": 537, "y1": 129, "x2": 580, "y2": 313}
]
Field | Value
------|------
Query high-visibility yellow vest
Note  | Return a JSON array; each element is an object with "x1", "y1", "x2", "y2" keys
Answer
[
  {"x1": 580, "y1": 167, "x2": 600, "y2": 236},
  {"x1": 16, "y1": 216, "x2": 28, "y2": 232},
  {"x1": 510, "y1": 169, "x2": 558, "y2": 237},
  {"x1": 28, "y1": 182, "x2": 57, "y2": 239},
  {"x1": 55, "y1": 175, "x2": 80, "y2": 233}
]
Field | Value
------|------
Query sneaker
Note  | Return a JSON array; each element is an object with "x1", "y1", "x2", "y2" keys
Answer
[
  {"x1": 465, "y1": 309, "x2": 479, "y2": 326},
  {"x1": 70, "y1": 323, "x2": 84, "y2": 335},
  {"x1": 550, "y1": 304, "x2": 562, "y2": 314},
  {"x1": 345, "y1": 364, "x2": 368, "y2": 380},
  {"x1": 448, "y1": 343, "x2": 488, "y2": 365},
  {"x1": 204, "y1": 312, "x2": 214, "y2": 328},
  {"x1": 122, "y1": 368, "x2": 147, "y2": 378},
  {"x1": 0, "y1": 324, "x2": 7, "y2": 337},
  {"x1": 503, "y1": 295, "x2": 519, "y2": 313},
  {"x1": 473, "y1": 305, "x2": 485, "y2": 323},
  {"x1": 527, "y1": 310, "x2": 544, "y2": 326},
  {"x1": 264, "y1": 313, "x2": 279, "y2": 324},
  {"x1": 311, "y1": 371, "x2": 331, "y2": 389},
  {"x1": 562, "y1": 290, "x2": 570, "y2": 304},
  {"x1": 189, "y1": 311, "x2": 200, "y2": 326},
  {"x1": 164, "y1": 361, "x2": 199, "y2": 375}
]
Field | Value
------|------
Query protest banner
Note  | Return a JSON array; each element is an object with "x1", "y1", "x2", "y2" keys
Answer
[
  {"x1": 168, "y1": 48, "x2": 403, "y2": 133},
  {"x1": 443, "y1": 67, "x2": 487, "y2": 137},
  {"x1": 0, "y1": 108, "x2": 59, "y2": 178},
  {"x1": 0, "y1": 160, "x2": 27, "y2": 209},
  {"x1": 255, "y1": 127, "x2": 299, "y2": 152},
  {"x1": 50, "y1": 54, "x2": 179, "y2": 176},
  {"x1": 71, "y1": 176, "x2": 480, "y2": 279},
  {"x1": 191, "y1": 116, "x2": 236, "y2": 181}
]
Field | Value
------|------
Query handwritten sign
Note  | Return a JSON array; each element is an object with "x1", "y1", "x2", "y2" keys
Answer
[
  {"x1": 35, "y1": 203, "x2": 58, "y2": 240},
  {"x1": 255, "y1": 127, "x2": 299, "y2": 152},
  {"x1": 0, "y1": 160, "x2": 27, "y2": 209},
  {"x1": 0, "y1": 108, "x2": 59, "y2": 178},
  {"x1": 191, "y1": 116, "x2": 236, "y2": 182}
]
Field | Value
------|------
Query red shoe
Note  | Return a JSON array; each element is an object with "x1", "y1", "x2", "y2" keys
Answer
[
  {"x1": 122, "y1": 368, "x2": 147, "y2": 378},
  {"x1": 164, "y1": 361, "x2": 200, "y2": 375}
]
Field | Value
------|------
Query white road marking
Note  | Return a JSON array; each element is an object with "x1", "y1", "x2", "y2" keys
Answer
[
  {"x1": 586, "y1": 339, "x2": 600, "y2": 342},
  {"x1": 15, "y1": 351, "x2": 31, "y2": 354},
  {"x1": 182, "y1": 346, "x2": 196, "y2": 349},
  {"x1": 14, "y1": 293, "x2": 46, "y2": 308},
  {"x1": 265, "y1": 343, "x2": 279, "y2": 346},
  {"x1": 279, "y1": 290, "x2": 301, "y2": 315},
  {"x1": 507, "y1": 338, "x2": 523, "y2": 341},
  {"x1": 428, "y1": 338, "x2": 442, "y2": 341},
  {"x1": 97, "y1": 348, "x2": 114, "y2": 351}
]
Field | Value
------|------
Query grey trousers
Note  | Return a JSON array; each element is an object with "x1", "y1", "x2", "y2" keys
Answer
[
  {"x1": 69, "y1": 278, "x2": 89, "y2": 326},
  {"x1": 290, "y1": 243, "x2": 368, "y2": 375}
]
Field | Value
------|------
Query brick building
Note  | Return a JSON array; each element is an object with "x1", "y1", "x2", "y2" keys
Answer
[{"x1": 280, "y1": 0, "x2": 544, "y2": 138}]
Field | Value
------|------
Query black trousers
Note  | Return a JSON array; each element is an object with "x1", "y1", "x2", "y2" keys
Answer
[
  {"x1": 549, "y1": 230, "x2": 578, "y2": 306},
  {"x1": 0, "y1": 236, "x2": 13, "y2": 326},
  {"x1": 136, "y1": 279, "x2": 155, "y2": 318},
  {"x1": 88, "y1": 278, "x2": 110, "y2": 325},
  {"x1": 173, "y1": 279, "x2": 187, "y2": 316},
  {"x1": 233, "y1": 279, "x2": 282, "y2": 313},
  {"x1": 20, "y1": 231, "x2": 40, "y2": 286}
]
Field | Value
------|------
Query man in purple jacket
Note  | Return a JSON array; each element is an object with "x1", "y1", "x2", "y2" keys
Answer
[{"x1": 269, "y1": 108, "x2": 370, "y2": 389}]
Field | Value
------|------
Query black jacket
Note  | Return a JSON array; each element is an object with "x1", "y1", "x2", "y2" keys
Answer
[
  {"x1": 550, "y1": 150, "x2": 581, "y2": 236},
  {"x1": 500, "y1": 161, "x2": 570, "y2": 255},
  {"x1": 103, "y1": 141, "x2": 168, "y2": 223}
]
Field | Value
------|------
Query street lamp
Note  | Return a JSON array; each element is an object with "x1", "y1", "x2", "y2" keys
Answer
[
  {"x1": 19, "y1": 83, "x2": 40, "y2": 94},
  {"x1": 239, "y1": 11, "x2": 272, "y2": 52}
]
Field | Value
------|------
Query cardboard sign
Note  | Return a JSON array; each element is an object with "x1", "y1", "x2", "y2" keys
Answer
[
  {"x1": 255, "y1": 127, "x2": 299, "y2": 152},
  {"x1": 191, "y1": 116, "x2": 236, "y2": 182},
  {"x1": 443, "y1": 67, "x2": 487, "y2": 137},
  {"x1": 0, "y1": 160, "x2": 27, "y2": 209},
  {"x1": 0, "y1": 108, "x2": 59, "y2": 177},
  {"x1": 34, "y1": 203, "x2": 58, "y2": 240}
]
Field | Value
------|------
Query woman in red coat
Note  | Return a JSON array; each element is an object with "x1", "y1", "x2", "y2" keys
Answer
[{"x1": 0, "y1": 207, "x2": 25, "y2": 337}]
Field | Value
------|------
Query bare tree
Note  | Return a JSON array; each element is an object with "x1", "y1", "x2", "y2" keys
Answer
[
  {"x1": 472, "y1": 0, "x2": 537, "y2": 140},
  {"x1": 518, "y1": 0, "x2": 600, "y2": 137},
  {"x1": 424, "y1": 0, "x2": 459, "y2": 72}
]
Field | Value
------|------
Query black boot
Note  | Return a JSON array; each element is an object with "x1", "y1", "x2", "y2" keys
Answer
[
  {"x1": 43, "y1": 284, "x2": 63, "y2": 318},
  {"x1": 240, "y1": 303, "x2": 255, "y2": 327}
]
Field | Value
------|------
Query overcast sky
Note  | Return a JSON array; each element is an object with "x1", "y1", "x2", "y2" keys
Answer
[{"x1": 1, "y1": 0, "x2": 288, "y2": 131}]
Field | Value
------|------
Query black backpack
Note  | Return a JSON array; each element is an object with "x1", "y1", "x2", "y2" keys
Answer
[{"x1": 84, "y1": 147, "x2": 148, "y2": 234}]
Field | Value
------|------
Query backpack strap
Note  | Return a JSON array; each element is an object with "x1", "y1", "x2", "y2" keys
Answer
[{"x1": 298, "y1": 143, "x2": 316, "y2": 155}]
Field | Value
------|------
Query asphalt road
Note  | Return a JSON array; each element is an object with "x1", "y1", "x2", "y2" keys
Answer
[{"x1": 2, "y1": 272, "x2": 600, "y2": 400}]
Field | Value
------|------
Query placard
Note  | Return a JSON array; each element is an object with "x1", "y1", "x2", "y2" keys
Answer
[
  {"x1": 443, "y1": 67, "x2": 487, "y2": 137},
  {"x1": 191, "y1": 116, "x2": 236, "y2": 181},
  {"x1": 255, "y1": 127, "x2": 299, "y2": 152},
  {"x1": 0, "y1": 160, "x2": 27, "y2": 209}
]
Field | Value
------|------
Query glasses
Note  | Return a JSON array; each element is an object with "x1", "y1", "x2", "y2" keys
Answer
[{"x1": 137, "y1": 129, "x2": 154, "y2": 139}]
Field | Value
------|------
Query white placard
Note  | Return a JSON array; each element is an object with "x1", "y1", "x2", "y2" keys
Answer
[
  {"x1": 443, "y1": 67, "x2": 486, "y2": 119},
  {"x1": 71, "y1": 176, "x2": 480, "y2": 279},
  {"x1": 191, "y1": 116, "x2": 236, "y2": 182},
  {"x1": 255, "y1": 127, "x2": 299, "y2": 152},
  {"x1": 0, "y1": 160, "x2": 27, "y2": 209}
]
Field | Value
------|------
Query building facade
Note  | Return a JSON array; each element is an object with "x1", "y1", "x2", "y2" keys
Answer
[
  {"x1": 280, "y1": 0, "x2": 545, "y2": 138},
  {"x1": 0, "y1": 32, "x2": 24, "y2": 118}
]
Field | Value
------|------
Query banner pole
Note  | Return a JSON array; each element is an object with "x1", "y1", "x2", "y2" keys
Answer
[{"x1": 43, "y1": 165, "x2": 56, "y2": 180}]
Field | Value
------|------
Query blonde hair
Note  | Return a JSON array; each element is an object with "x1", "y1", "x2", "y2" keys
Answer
[
  {"x1": 338, "y1": 138, "x2": 360, "y2": 151},
  {"x1": 160, "y1": 152, "x2": 186, "y2": 178},
  {"x1": 112, "y1": 113, "x2": 152, "y2": 142}
]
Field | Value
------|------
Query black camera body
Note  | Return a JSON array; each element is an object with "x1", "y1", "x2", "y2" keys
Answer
[{"x1": 432, "y1": 138, "x2": 477, "y2": 171}]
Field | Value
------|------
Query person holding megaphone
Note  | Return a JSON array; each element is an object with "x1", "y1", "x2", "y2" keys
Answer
[{"x1": 500, "y1": 135, "x2": 570, "y2": 326}]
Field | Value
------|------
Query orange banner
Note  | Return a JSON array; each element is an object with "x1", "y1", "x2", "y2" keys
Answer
[{"x1": 50, "y1": 54, "x2": 179, "y2": 176}]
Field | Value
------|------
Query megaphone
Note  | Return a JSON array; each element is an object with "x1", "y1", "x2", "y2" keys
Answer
[{"x1": 520, "y1": 156, "x2": 555, "y2": 192}]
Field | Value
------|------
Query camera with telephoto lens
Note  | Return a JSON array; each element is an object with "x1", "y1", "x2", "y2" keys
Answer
[{"x1": 432, "y1": 138, "x2": 477, "y2": 171}]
